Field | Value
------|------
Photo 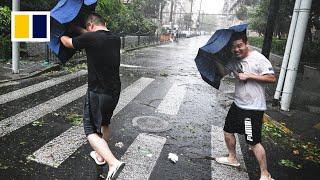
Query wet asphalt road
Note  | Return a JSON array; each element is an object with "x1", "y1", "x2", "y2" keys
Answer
[{"x1": 0, "y1": 36, "x2": 264, "y2": 180}]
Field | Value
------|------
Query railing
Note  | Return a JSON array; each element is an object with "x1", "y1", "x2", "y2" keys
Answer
[{"x1": 45, "y1": 33, "x2": 174, "y2": 63}]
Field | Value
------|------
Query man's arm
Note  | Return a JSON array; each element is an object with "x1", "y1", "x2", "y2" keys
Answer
[
  {"x1": 238, "y1": 72, "x2": 276, "y2": 83},
  {"x1": 60, "y1": 36, "x2": 74, "y2": 49}
]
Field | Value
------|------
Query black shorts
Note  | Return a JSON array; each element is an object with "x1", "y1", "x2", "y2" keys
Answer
[
  {"x1": 223, "y1": 103, "x2": 264, "y2": 145},
  {"x1": 83, "y1": 90, "x2": 119, "y2": 136}
]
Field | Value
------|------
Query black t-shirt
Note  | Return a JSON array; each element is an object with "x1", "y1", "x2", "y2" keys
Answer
[{"x1": 72, "y1": 30, "x2": 121, "y2": 94}]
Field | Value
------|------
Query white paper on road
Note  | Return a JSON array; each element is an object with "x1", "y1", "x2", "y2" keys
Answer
[
  {"x1": 28, "y1": 77, "x2": 154, "y2": 168},
  {"x1": 211, "y1": 125, "x2": 249, "y2": 180},
  {"x1": 0, "y1": 84, "x2": 88, "y2": 137},
  {"x1": 0, "y1": 70, "x2": 87, "y2": 105},
  {"x1": 117, "y1": 133, "x2": 166, "y2": 180},
  {"x1": 156, "y1": 83, "x2": 186, "y2": 115}
]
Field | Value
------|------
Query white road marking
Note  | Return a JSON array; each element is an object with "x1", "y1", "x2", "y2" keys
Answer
[
  {"x1": 156, "y1": 83, "x2": 186, "y2": 115},
  {"x1": 120, "y1": 64, "x2": 142, "y2": 68},
  {"x1": 114, "y1": 77, "x2": 154, "y2": 115},
  {"x1": 0, "y1": 84, "x2": 87, "y2": 137},
  {"x1": 0, "y1": 70, "x2": 87, "y2": 105},
  {"x1": 28, "y1": 77, "x2": 154, "y2": 167},
  {"x1": 117, "y1": 133, "x2": 166, "y2": 180},
  {"x1": 27, "y1": 126, "x2": 86, "y2": 168},
  {"x1": 211, "y1": 125, "x2": 249, "y2": 180}
]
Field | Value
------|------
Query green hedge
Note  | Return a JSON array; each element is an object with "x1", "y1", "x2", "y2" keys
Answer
[
  {"x1": 0, "y1": 6, "x2": 11, "y2": 60},
  {"x1": 248, "y1": 36, "x2": 286, "y2": 56},
  {"x1": 248, "y1": 36, "x2": 319, "y2": 64},
  {"x1": 0, "y1": 36, "x2": 11, "y2": 60}
]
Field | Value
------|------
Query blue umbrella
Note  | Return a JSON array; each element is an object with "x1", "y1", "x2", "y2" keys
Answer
[
  {"x1": 194, "y1": 24, "x2": 248, "y2": 89},
  {"x1": 48, "y1": 0, "x2": 97, "y2": 64}
]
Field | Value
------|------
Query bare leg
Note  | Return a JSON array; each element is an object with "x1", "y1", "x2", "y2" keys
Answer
[
  {"x1": 93, "y1": 125, "x2": 110, "y2": 163},
  {"x1": 101, "y1": 125, "x2": 109, "y2": 142},
  {"x1": 223, "y1": 131, "x2": 238, "y2": 163},
  {"x1": 251, "y1": 143, "x2": 270, "y2": 178},
  {"x1": 87, "y1": 133, "x2": 120, "y2": 170}
]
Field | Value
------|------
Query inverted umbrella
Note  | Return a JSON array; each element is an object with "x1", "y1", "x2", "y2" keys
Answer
[
  {"x1": 48, "y1": 0, "x2": 97, "y2": 64},
  {"x1": 194, "y1": 24, "x2": 248, "y2": 89}
]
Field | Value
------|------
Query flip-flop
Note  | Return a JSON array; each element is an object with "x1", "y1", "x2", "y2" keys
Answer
[
  {"x1": 106, "y1": 161, "x2": 125, "y2": 180},
  {"x1": 259, "y1": 174, "x2": 275, "y2": 180},
  {"x1": 90, "y1": 151, "x2": 106, "y2": 166},
  {"x1": 214, "y1": 157, "x2": 240, "y2": 167}
]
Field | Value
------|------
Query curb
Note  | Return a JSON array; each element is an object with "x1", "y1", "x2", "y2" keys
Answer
[
  {"x1": 121, "y1": 41, "x2": 169, "y2": 53},
  {"x1": 263, "y1": 113, "x2": 293, "y2": 135},
  {"x1": 0, "y1": 40, "x2": 173, "y2": 84},
  {"x1": 0, "y1": 63, "x2": 61, "y2": 84}
]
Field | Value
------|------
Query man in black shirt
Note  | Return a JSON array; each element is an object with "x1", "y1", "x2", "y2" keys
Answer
[{"x1": 60, "y1": 13, "x2": 124, "y2": 180}]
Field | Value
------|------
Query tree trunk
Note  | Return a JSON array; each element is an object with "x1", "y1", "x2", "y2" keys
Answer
[{"x1": 261, "y1": 0, "x2": 280, "y2": 58}]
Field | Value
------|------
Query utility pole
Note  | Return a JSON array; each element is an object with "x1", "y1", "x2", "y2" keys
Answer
[
  {"x1": 159, "y1": 3, "x2": 162, "y2": 30},
  {"x1": 274, "y1": 0, "x2": 302, "y2": 100},
  {"x1": 169, "y1": 0, "x2": 175, "y2": 31},
  {"x1": 261, "y1": 0, "x2": 280, "y2": 59},
  {"x1": 160, "y1": 2, "x2": 164, "y2": 26},
  {"x1": 189, "y1": 0, "x2": 193, "y2": 29},
  {"x1": 197, "y1": 0, "x2": 203, "y2": 35},
  {"x1": 12, "y1": 0, "x2": 20, "y2": 74},
  {"x1": 280, "y1": 0, "x2": 313, "y2": 111}
]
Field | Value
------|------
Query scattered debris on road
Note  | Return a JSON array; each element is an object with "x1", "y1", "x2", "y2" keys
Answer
[
  {"x1": 168, "y1": 153, "x2": 178, "y2": 163},
  {"x1": 115, "y1": 142, "x2": 124, "y2": 148}
]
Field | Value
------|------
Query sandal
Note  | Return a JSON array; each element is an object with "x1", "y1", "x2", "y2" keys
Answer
[
  {"x1": 259, "y1": 174, "x2": 274, "y2": 180},
  {"x1": 106, "y1": 161, "x2": 125, "y2": 180},
  {"x1": 214, "y1": 157, "x2": 240, "y2": 167},
  {"x1": 90, "y1": 151, "x2": 106, "y2": 166}
]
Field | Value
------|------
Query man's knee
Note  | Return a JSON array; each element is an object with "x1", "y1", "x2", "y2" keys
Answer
[
  {"x1": 87, "y1": 133, "x2": 100, "y2": 141},
  {"x1": 224, "y1": 130, "x2": 235, "y2": 137},
  {"x1": 250, "y1": 143, "x2": 263, "y2": 150}
]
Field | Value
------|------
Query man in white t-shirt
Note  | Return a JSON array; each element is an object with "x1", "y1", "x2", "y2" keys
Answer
[{"x1": 215, "y1": 32, "x2": 276, "y2": 180}]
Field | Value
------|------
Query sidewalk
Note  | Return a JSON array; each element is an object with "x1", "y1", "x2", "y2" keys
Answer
[
  {"x1": 249, "y1": 45, "x2": 320, "y2": 143},
  {"x1": 0, "y1": 59, "x2": 60, "y2": 83},
  {"x1": 220, "y1": 47, "x2": 320, "y2": 178}
]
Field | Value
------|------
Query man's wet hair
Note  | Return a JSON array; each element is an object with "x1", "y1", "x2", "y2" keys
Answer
[
  {"x1": 231, "y1": 32, "x2": 248, "y2": 43},
  {"x1": 86, "y1": 12, "x2": 106, "y2": 26}
]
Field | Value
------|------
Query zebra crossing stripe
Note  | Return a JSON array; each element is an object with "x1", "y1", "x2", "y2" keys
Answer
[
  {"x1": 156, "y1": 83, "x2": 186, "y2": 115},
  {"x1": 28, "y1": 77, "x2": 155, "y2": 168},
  {"x1": 114, "y1": 77, "x2": 154, "y2": 115},
  {"x1": 0, "y1": 84, "x2": 88, "y2": 137},
  {"x1": 28, "y1": 126, "x2": 86, "y2": 168},
  {"x1": 0, "y1": 70, "x2": 87, "y2": 105},
  {"x1": 117, "y1": 133, "x2": 166, "y2": 180},
  {"x1": 211, "y1": 125, "x2": 249, "y2": 180}
]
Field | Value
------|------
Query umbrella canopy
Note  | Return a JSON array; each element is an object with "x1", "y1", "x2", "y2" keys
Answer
[
  {"x1": 48, "y1": 0, "x2": 97, "y2": 63},
  {"x1": 194, "y1": 24, "x2": 248, "y2": 89}
]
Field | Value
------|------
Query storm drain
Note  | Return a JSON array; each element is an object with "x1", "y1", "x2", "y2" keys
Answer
[{"x1": 132, "y1": 116, "x2": 171, "y2": 133}]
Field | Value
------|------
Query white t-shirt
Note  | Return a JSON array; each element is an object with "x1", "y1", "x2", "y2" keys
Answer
[{"x1": 228, "y1": 51, "x2": 275, "y2": 111}]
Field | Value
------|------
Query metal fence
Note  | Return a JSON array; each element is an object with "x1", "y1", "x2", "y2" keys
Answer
[{"x1": 45, "y1": 33, "x2": 169, "y2": 62}]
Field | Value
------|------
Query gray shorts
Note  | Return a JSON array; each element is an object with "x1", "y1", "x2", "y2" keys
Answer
[{"x1": 83, "y1": 90, "x2": 119, "y2": 136}]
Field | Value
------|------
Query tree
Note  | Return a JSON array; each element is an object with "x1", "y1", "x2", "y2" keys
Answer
[
  {"x1": 0, "y1": 6, "x2": 11, "y2": 59},
  {"x1": 236, "y1": 5, "x2": 248, "y2": 21},
  {"x1": 128, "y1": 0, "x2": 168, "y2": 18},
  {"x1": 0, "y1": 6, "x2": 10, "y2": 36},
  {"x1": 261, "y1": 0, "x2": 280, "y2": 58},
  {"x1": 200, "y1": 15, "x2": 217, "y2": 32},
  {"x1": 225, "y1": 0, "x2": 259, "y2": 13},
  {"x1": 248, "y1": 1, "x2": 269, "y2": 36},
  {"x1": 97, "y1": 0, "x2": 158, "y2": 34},
  {"x1": 0, "y1": 0, "x2": 56, "y2": 11}
]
